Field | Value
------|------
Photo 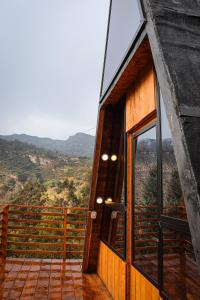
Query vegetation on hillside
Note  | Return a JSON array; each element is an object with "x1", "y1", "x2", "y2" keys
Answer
[{"x1": 0, "y1": 138, "x2": 92, "y2": 207}]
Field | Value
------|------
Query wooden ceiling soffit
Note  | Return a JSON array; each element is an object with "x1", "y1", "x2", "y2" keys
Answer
[{"x1": 100, "y1": 31, "x2": 153, "y2": 108}]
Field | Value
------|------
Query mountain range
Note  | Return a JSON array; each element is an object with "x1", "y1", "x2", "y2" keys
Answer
[{"x1": 0, "y1": 132, "x2": 95, "y2": 158}]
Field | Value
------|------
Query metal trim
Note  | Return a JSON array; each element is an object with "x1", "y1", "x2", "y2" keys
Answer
[
  {"x1": 155, "y1": 77, "x2": 164, "y2": 292},
  {"x1": 100, "y1": 239, "x2": 126, "y2": 261},
  {"x1": 179, "y1": 105, "x2": 200, "y2": 118},
  {"x1": 132, "y1": 121, "x2": 156, "y2": 139},
  {"x1": 131, "y1": 121, "x2": 158, "y2": 280},
  {"x1": 159, "y1": 215, "x2": 190, "y2": 236},
  {"x1": 99, "y1": 0, "x2": 112, "y2": 98},
  {"x1": 104, "y1": 202, "x2": 126, "y2": 212},
  {"x1": 133, "y1": 263, "x2": 159, "y2": 289}
]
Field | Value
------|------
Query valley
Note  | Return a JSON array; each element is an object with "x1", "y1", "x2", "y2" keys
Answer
[{"x1": 0, "y1": 137, "x2": 92, "y2": 207}]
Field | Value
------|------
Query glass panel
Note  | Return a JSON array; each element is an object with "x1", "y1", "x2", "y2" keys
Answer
[
  {"x1": 102, "y1": 0, "x2": 142, "y2": 94},
  {"x1": 160, "y1": 94, "x2": 187, "y2": 219},
  {"x1": 163, "y1": 228, "x2": 200, "y2": 299},
  {"x1": 133, "y1": 126, "x2": 159, "y2": 281},
  {"x1": 101, "y1": 180, "x2": 126, "y2": 258},
  {"x1": 111, "y1": 210, "x2": 126, "y2": 257},
  {"x1": 100, "y1": 103, "x2": 126, "y2": 258}
]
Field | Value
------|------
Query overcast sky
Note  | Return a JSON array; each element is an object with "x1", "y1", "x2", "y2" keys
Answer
[{"x1": 0, "y1": 0, "x2": 109, "y2": 139}]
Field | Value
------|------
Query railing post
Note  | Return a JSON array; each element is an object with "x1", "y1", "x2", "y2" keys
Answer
[
  {"x1": 63, "y1": 208, "x2": 67, "y2": 261},
  {"x1": 0, "y1": 204, "x2": 9, "y2": 286},
  {"x1": 82, "y1": 210, "x2": 92, "y2": 272},
  {"x1": 1, "y1": 205, "x2": 9, "y2": 260}
]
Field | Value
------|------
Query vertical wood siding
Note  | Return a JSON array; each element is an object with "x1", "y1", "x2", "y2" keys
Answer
[
  {"x1": 130, "y1": 266, "x2": 162, "y2": 300},
  {"x1": 126, "y1": 63, "x2": 156, "y2": 132},
  {"x1": 97, "y1": 241, "x2": 126, "y2": 300}
]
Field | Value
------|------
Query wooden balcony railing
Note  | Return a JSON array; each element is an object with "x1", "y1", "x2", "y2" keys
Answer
[{"x1": 0, "y1": 204, "x2": 88, "y2": 260}]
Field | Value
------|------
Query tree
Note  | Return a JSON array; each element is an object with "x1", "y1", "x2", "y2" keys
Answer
[
  {"x1": 79, "y1": 170, "x2": 91, "y2": 207},
  {"x1": 166, "y1": 167, "x2": 182, "y2": 205},
  {"x1": 68, "y1": 180, "x2": 79, "y2": 207},
  {"x1": 143, "y1": 164, "x2": 157, "y2": 205},
  {"x1": 13, "y1": 177, "x2": 47, "y2": 206}
]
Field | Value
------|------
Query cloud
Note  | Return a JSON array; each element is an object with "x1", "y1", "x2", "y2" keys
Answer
[{"x1": 0, "y1": 0, "x2": 109, "y2": 139}]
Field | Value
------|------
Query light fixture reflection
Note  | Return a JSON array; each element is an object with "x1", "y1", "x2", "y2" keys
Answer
[
  {"x1": 96, "y1": 197, "x2": 103, "y2": 204},
  {"x1": 105, "y1": 197, "x2": 113, "y2": 204},
  {"x1": 101, "y1": 154, "x2": 109, "y2": 161},
  {"x1": 111, "y1": 154, "x2": 117, "y2": 161}
]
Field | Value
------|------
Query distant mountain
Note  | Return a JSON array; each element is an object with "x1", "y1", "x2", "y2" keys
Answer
[
  {"x1": 137, "y1": 138, "x2": 173, "y2": 152},
  {"x1": 136, "y1": 138, "x2": 175, "y2": 164},
  {"x1": 0, "y1": 132, "x2": 95, "y2": 158}
]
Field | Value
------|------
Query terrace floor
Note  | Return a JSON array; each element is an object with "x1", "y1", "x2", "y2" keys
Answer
[{"x1": 0, "y1": 258, "x2": 113, "y2": 300}]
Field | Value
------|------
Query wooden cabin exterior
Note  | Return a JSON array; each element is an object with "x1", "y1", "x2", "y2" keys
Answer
[{"x1": 83, "y1": 1, "x2": 200, "y2": 299}]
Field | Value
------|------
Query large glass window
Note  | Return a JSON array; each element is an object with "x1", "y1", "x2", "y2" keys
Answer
[
  {"x1": 132, "y1": 89, "x2": 200, "y2": 298},
  {"x1": 133, "y1": 125, "x2": 159, "y2": 282},
  {"x1": 101, "y1": 0, "x2": 143, "y2": 95},
  {"x1": 161, "y1": 225, "x2": 200, "y2": 299}
]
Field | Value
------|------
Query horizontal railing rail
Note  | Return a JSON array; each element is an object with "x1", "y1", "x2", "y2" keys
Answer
[
  {"x1": 134, "y1": 204, "x2": 190, "y2": 256},
  {"x1": 0, "y1": 204, "x2": 88, "y2": 260}
]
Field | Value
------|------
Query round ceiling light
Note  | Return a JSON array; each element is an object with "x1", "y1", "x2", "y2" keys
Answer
[
  {"x1": 111, "y1": 154, "x2": 117, "y2": 161},
  {"x1": 101, "y1": 154, "x2": 109, "y2": 161},
  {"x1": 96, "y1": 197, "x2": 103, "y2": 204}
]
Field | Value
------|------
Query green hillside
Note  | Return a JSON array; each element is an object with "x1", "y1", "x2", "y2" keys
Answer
[{"x1": 0, "y1": 138, "x2": 92, "y2": 207}]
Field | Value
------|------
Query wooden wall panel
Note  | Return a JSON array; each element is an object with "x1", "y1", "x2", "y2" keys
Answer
[
  {"x1": 97, "y1": 241, "x2": 126, "y2": 300},
  {"x1": 130, "y1": 266, "x2": 162, "y2": 300},
  {"x1": 126, "y1": 63, "x2": 156, "y2": 132}
]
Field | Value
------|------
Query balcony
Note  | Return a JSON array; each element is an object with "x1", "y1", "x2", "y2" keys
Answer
[{"x1": 0, "y1": 205, "x2": 113, "y2": 300}]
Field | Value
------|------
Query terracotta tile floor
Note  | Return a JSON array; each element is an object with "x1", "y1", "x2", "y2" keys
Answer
[{"x1": 0, "y1": 258, "x2": 113, "y2": 300}]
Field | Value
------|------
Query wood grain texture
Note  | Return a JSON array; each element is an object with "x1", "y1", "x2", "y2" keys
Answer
[
  {"x1": 100, "y1": 35, "x2": 152, "y2": 107},
  {"x1": 126, "y1": 63, "x2": 156, "y2": 132},
  {"x1": 130, "y1": 266, "x2": 162, "y2": 300},
  {"x1": 97, "y1": 241, "x2": 126, "y2": 300},
  {"x1": 0, "y1": 205, "x2": 87, "y2": 260},
  {"x1": 0, "y1": 258, "x2": 113, "y2": 300}
]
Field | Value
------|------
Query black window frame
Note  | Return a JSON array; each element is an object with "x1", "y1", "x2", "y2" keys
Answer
[
  {"x1": 100, "y1": 0, "x2": 146, "y2": 100},
  {"x1": 131, "y1": 81, "x2": 195, "y2": 299},
  {"x1": 132, "y1": 120, "x2": 160, "y2": 288}
]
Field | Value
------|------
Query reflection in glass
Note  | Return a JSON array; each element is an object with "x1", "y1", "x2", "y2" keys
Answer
[
  {"x1": 133, "y1": 126, "x2": 158, "y2": 281},
  {"x1": 100, "y1": 106, "x2": 126, "y2": 258},
  {"x1": 101, "y1": 181, "x2": 126, "y2": 258},
  {"x1": 163, "y1": 228, "x2": 200, "y2": 299},
  {"x1": 160, "y1": 95, "x2": 187, "y2": 219},
  {"x1": 102, "y1": 0, "x2": 142, "y2": 94}
]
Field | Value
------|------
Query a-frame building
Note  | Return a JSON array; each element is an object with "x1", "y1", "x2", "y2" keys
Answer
[{"x1": 83, "y1": 1, "x2": 200, "y2": 299}]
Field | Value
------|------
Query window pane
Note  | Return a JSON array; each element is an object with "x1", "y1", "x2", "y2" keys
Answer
[
  {"x1": 160, "y1": 94, "x2": 187, "y2": 219},
  {"x1": 163, "y1": 228, "x2": 200, "y2": 299},
  {"x1": 101, "y1": 159, "x2": 126, "y2": 257},
  {"x1": 133, "y1": 126, "x2": 159, "y2": 282},
  {"x1": 101, "y1": 185, "x2": 126, "y2": 258},
  {"x1": 102, "y1": 0, "x2": 142, "y2": 94},
  {"x1": 100, "y1": 103, "x2": 126, "y2": 258}
]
